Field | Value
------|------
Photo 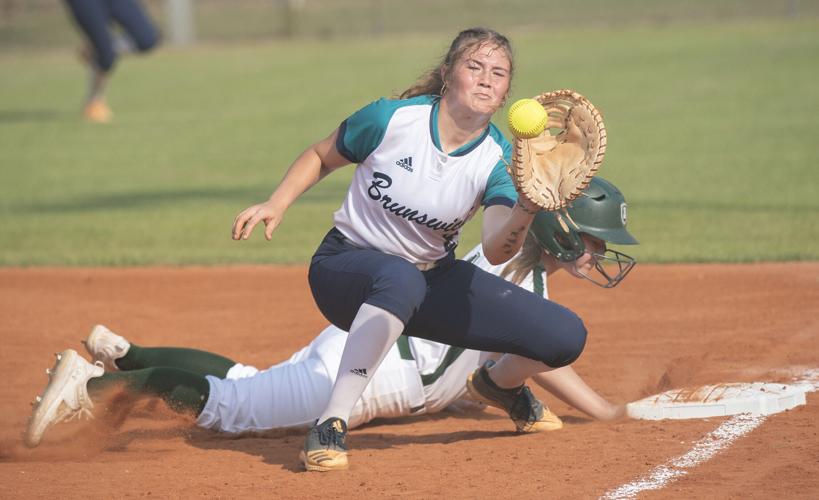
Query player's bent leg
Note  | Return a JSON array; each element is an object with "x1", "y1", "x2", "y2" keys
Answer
[
  {"x1": 64, "y1": 0, "x2": 117, "y2": 72},
  {"x1": 308, "y1": 228, "x2": 427, "y2": 331},
  {"x1": 303, "y1": 304, "x2": 406, "y2": 471},
  {"x1": 26, "y1": 354, "x2": 210, "y2": 447},
  {"x1": 116, "y1": 346, "x2": 235, "y2": 378},
  {"x1": 305, "y1": 229, "x2": 428, "y2": 470},
  {"x1": 109, "y1": 0, "x2": 160, "y2": 53},
  {"x1": 314, "y1": 304, "x2": 405, "y2": 423},
  {"x1": 88, "y1": 366, "x2": 210, "y2": 414},
  {"x1": 25, "y1": 349, "x2": 104, "y2": 447},
  {"x1": 405, "y1": 261, "x2": 583, "y2": 433},
  {"x1": 84, "y1": 324, "x2": 236, "y2": 377},
  {"x1": 63, "y1": 0, "x2": 116, "y2": 121},
  {"x1": 488, "y1": 353, "x2": 551, "y2": 389},
  {"x1": 466, "y1": 360, "x2": 563, "y2": 433},
  {"x1": 408, "y1": 260, "x2": 588, "y2": 370}
]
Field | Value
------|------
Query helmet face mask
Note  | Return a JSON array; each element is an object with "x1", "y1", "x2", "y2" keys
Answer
[
  {"x1": 528, "y1": 177, "x2": 639, "y2": 288},
  {"x1": 573, "y1": 247, "x2": 636, "y2": 289}
]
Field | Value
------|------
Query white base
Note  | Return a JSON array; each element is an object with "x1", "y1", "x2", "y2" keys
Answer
[{"x1": 626, "y1": 382, "x2": 807, "y2": 420}]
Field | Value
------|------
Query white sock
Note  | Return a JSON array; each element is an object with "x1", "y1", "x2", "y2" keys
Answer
[
  {"x1": 487, "y1": 353, "x2": 552, "y2": 389},
  {"x1": 316, "y1": 303, "x2": 404, "y2": 424}
]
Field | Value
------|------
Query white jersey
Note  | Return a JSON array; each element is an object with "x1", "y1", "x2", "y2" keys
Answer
[
  {"x1": 197, "y1": 244, "x2": 547, "y2": 433},
  {"x1": 333, "y1": 95, "x2": 516, "y2": 264}
]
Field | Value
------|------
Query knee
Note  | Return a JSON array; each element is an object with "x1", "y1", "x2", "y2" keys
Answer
[
  {"x1": 539, "y1": 313, "x2": 587, "y2": 368},
  {"x1": 95, "y1": 49, "x2": 117, "y2": 72},
  {"x1": 135, "y1": 30, "x2": 160, "y2": 52}
]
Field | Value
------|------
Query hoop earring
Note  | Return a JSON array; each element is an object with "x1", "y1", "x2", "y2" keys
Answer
[{"x1": 440, "y1": 82, "x2": 448, "y2": 96}]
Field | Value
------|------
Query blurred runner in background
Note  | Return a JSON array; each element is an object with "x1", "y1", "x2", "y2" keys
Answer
[{"x1": 63, "y1": 0, "x2": 160, "y2": 122}]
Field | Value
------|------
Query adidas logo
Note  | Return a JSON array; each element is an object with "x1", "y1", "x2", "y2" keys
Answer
[
  {"x1": 395, "y1": 156, "x2": 413, "y2": 172},
  {"x1": 350, "y1": 368, "x2": 368, "y2": 378}
]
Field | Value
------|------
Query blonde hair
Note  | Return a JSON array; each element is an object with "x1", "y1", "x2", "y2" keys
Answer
[
  {"x1": 399, "y1": 27, "x2": 514, "y2": 99},
  {"x1": 500, "y1": 234, "x2": 543, "y2": 285}
]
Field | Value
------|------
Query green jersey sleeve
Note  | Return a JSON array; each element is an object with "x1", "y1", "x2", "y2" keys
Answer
[
  {"x1": 482, "y1": 127, "x2": 517, "y2": 208},
  {"x1": 336, "y1": 95, "x2": 434, "y2": 164}
]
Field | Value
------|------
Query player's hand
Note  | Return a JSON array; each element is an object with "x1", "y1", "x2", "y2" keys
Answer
[
  {"x1": 232, "y1": 200, "x2": 283, "y2": 241},
  {"x1": 600, "y1": 403, "x2": 627, "y2": 422}
]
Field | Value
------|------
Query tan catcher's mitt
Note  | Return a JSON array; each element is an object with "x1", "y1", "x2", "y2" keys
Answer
[{"x1": 510, "y1": 89, "x2": 607, "y2": 211}]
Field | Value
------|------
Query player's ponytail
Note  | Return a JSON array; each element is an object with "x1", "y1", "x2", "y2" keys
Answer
[{"x1": 500, "y1": 234, "x2": 542, "y2": 286}]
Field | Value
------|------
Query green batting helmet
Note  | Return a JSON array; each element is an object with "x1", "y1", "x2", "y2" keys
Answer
[{"x1": 529, "y1": 177, "x2": 638, "y2": 287}]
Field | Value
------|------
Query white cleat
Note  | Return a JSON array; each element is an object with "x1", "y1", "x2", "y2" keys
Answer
[
  {"x1": 25, "y1": 349, "x2": 104, "y2": 448},
  {"x1": 82, "y1": 324, "x2": 130, "y2": 371}
]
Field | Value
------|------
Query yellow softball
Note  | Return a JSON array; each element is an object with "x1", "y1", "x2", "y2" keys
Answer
[{"x1": 507, "y1": 98, "x2": 548, "y2": 139}]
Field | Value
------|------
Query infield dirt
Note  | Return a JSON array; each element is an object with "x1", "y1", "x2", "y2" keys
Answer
[{"x1": 1, "y1": 263, "x2": 817, "y2": 498}]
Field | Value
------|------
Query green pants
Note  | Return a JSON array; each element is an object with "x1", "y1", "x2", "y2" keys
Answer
[{"x1": 87, "y1": 344, "x2": 236, "y2": 414}]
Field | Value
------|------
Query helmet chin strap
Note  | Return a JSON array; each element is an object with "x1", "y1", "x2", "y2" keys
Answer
[{"x1": 573, "y1": 249, "x2": 636, "y2": 288}]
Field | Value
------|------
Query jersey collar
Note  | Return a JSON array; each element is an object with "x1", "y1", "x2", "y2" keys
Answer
[{"x1": 429, "y1": 97, "x2": 491, "y2": 157}]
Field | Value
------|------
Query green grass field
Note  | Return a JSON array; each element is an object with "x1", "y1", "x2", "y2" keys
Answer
[{"x1": 1, "y1": 17, "x2": 818, "y2": 265}]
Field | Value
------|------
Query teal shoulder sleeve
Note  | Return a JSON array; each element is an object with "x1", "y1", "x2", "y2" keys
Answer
[
  {"x1": 482, "y1": 125, "x2": 517, "y2": 207},
  {"x1": 336, "y1": 95, "x2": 434, "y2": 164}
]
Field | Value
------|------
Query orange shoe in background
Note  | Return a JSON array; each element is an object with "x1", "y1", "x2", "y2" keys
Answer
[{"x1": 84, "y1": 100, "x2": 112, "y2": 123}]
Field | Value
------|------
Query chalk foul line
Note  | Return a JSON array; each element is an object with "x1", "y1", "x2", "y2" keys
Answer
[
  {"x1": 599, "y1": 413, "x2": 766, "y2": 500},
  {"x1": 600, "y1": 370, "x2": 819, "y2": 500}
]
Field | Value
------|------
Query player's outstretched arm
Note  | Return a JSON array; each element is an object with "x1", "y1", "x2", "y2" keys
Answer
[
  {"x1": 531, "y1": 366, "x2": 625, "y2": 421},
  {"x1": 232, "y1": 129, "x2": 350, "y2": 241},
  {"x1": 480, "y1": 200, "x2": 540, "y2": 265}
]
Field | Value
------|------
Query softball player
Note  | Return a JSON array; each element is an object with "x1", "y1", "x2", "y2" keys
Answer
[
  {"x1": 27, "y1": 178, "x2": 637, "y2": 453},
  {"x1": 232, "y1": 27, "x2": 603, "y2": 470},
  {"x1": 63, "y1": 0, "x2": 160, "y2": 122}
]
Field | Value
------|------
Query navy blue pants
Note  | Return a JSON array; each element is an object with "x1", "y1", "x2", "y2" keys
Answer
[
  {"x1": 64, "y1": 0, "x2": 159, "y2": 72},
  {"x1": 308, "y1": 228, "x2": 587, "y2": 368}
]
